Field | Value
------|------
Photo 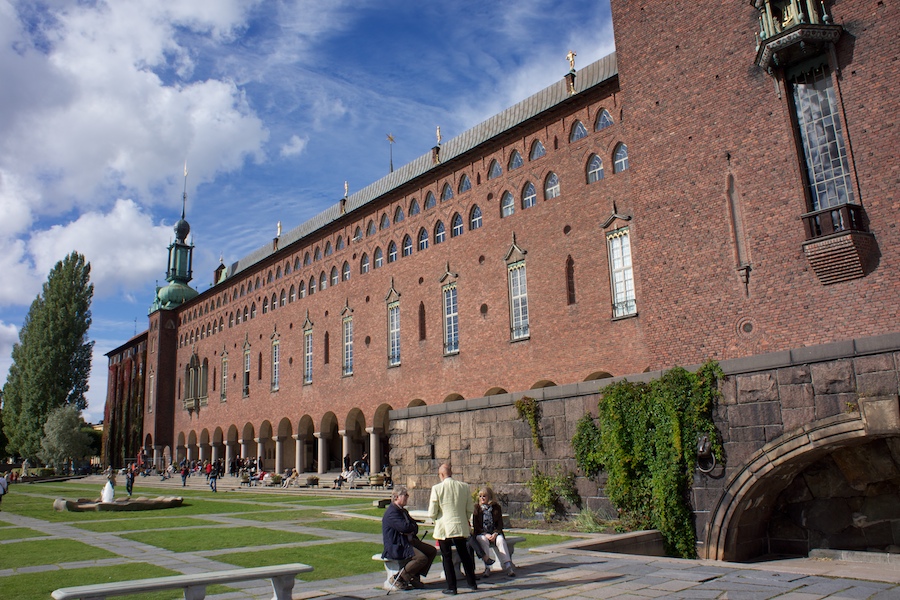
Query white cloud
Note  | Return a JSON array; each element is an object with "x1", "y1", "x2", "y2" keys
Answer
[
  {"x1": 280, "y1": 134, "x2": 309, "y2": 157},
  {"x1": 0, "y1": 320, "x2": 19, "y2": 392},
  {"x1": 28, "y1": 199, "x2": 172, "y2": 301}
]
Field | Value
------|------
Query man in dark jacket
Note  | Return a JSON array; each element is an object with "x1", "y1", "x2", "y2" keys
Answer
[{"x1": 382, "y1": 486, "x2": 436, "y2": 590}]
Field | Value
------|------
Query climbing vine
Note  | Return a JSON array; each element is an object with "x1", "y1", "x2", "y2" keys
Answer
[
  {"x1": 515, "y1": 396, "x2": 543, "y2": 451},
  {"x1": 525, "y1": 464, "x2": 581, "y2": 520},
  {"x1": 572, "y1": 361, "x2": 724, "y2": 558}
]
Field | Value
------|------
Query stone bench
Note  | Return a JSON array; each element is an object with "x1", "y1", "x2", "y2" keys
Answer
[
  {"x1": 446, "y1": 535, "x2": 526, "y2": 578},
  {"x1": 372, "y1": 554, "x2": 405, "y2": 591},
  {"x1": 51, "y1": 562, "x2": 313, "y2": 600}
]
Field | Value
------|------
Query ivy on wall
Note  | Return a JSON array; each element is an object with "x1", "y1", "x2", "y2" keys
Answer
[
  {"x1": 573, "y1": 361, "x2": 724, "y2": 558},
  {"x1": 515, "y1": 396, "x2": 543, "y2": 451}
]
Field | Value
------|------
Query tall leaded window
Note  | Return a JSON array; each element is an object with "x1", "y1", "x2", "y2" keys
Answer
[
  {"x1": 361, "y1": 254, "x2": 370, "y2": 274},
  {"x1": 418, "y1": 228, "x2": 429, "y2": 250},
  {"x1": 220, "y1": 354, "x2": 228, "y2": 400},
  {"x1": 613, "y1": 143, "x2": 629, "y2": 173},
  {"x1": 402, "y1": 235, "x2": 413, "y2": 256},
  {"x1": 451, "y1": 213, "x2": 464, "y2": 237},
  {"x1": 388, "y1": 301, "x2": 401, "y2": 366},
  {"x1": 330, "y1": 266, "x2": 339, "y2": 286},
  {"x1": 303, "y1": 326, "x2": 313, "y2": 384},
  {"x1": 544, "y1": 172, "x2": 560, "y2": 199},
  {"x1": 443, "y1": 283, "x2": 459, "y2": 354},
  {"x1": 608, "y1": 227, "x2": 637, "y2": 318},
  {"x1": 790, "y1": 65, "x2": 854, "y2": 211},
  {"x1": 309, "y1": 276, "x2": 316, "y2": 294},
  {"x1": 522, "y1": 182, "x2": 536, "y2": 209},
  {"x1": 375, "y1": 247, "x2": 384, "y2": 268},
  {"x1": 243, "y1": 347, "x2": 251, "y2": 397},
  {"x1": 319, "y1": 272, "x2": 327, "y2": 291},
  {"x1": 271, "y1": 338, "x2": 280, "y2": 391},
  {"x1": 501, "y1": 192, "x2": 515, "y2": 218},
  {"x1": 342, "y1": 315, "x2": 354, "y2": 376},
  {"x1": 470, "y1": 205, "x2": 483, "y2": 230},
  {"x1": 388, "y1": 242, "x2": 397, "y2": 263},
  {"x1": 508, "y1": 261, "x2": 529, "y2": 340},
  {"x1": 290, "y1": 285, "x2": 296, "y2": 302},
  {"x1": 434, "y1": 221, "x2": 446, "y2": 244},
  {"x1": 595, "y1": 109, "x2": 613, "y2": 131},
  {"x1": 299, "y1": 281, "x2": 306, "y2": 298},
  {"x1": 587, "y1": 154, "x2": 604, "y2": 183},
  {"x1": 508, "y1": 150, "x2": 524, "y2": 170}
]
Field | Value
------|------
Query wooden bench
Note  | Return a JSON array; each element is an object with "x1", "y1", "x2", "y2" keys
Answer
[{"x1": 51, "y1": 562, "x2": 313, "y2": 600}]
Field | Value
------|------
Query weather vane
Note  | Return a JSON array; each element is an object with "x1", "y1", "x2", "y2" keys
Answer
[{"x1": 387, "y1": 133, "x2": 395, "y2": 173}]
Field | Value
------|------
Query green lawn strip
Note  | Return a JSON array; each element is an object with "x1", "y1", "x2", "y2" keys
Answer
[
  {"x1": 0, "y1": 527, "x2": 49, "y2": 541},
  {"x1": 0, "y1": 539, "x2": 118, "y2": 569},
  {"x1": 216, "y1": 541, "x2": 383, "y2": 581},
  {"x1": 122, "y1": 526, "x2": 323, "y2": 552},
  {"x1": 515, "y1": 533, "x2": 576, "y2": 549},
  {"x1": 237, "y1": 509, "x2": 325, "y2": 522},
  {"x1": 72, "y1": 517, "x2": 212, "y2": 533},
  {"x1": 295, "y1": 496, "x2": 374, "y2": 507},
  {"x1": 0, "y1": 562, "x2": 233, "y2": 600},
  {"x1": 301, "y1": 518, "x2": 384, "y2": 535}
]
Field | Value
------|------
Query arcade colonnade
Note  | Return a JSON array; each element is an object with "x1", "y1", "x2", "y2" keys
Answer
[{"x1": 144, "y1": 404, "x2": 393, "y2": 475}]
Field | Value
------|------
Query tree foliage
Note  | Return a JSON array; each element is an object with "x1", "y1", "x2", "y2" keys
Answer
[
  {"x1": 39, "y1": 405, "x2": 92, "y2": 473},
  {"x1": 573, "y1": 361, "x2": 724, "y2": 558},
  {"x1": 2, "y1": 252, "x2": 94, "y2": 459}
]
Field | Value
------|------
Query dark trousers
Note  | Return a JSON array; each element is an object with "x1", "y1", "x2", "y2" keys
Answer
[
  {"x1": 402, "y1": 537, "x2": 437, "y2": 580},
  {"x1": 438, "y1": 537, "x2": 477, "y2": 591}
]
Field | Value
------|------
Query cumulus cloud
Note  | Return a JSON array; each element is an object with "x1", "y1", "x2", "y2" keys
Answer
[{"x1": 280, "y1": 134, "x2": 309, "y2": 157}]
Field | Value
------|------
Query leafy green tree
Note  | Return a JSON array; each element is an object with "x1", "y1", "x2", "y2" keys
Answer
[
  {"x1": 38, "y1": 405, "x2": 92, "y2": 473},
  {"x1": 2, "y1": 252, "x2": 94, "y2": 459}
]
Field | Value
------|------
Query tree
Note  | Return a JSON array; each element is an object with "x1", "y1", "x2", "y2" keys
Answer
[
  {"x1": 2, "y1": 252, "x2": 94, "y2": 459},
  {"x1": 38, "y1": 405, "x2": 91, "y2": 473}
]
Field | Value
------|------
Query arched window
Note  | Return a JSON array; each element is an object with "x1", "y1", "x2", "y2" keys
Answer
[
  {"x1": 330, "y1": 266, "x2": 339, "y2": 286},
  {"x1": 304, "y1": 252, "x2": 311, "y2": 266},
  {"x1": 254, "y1": 277, "x2": 260, "y2": 290},
  {"x1": 570, "y1": 120, "x2": 588, "y2": 142},
  {"x1": 424, "y1": 192, "x2": 436, "y2": 209},
  {"x1": 451, "y1": 213, "x2": 464, "y2": 237},
  {"x1": 387, "y1": 241, "x2": 398, "y2": 263},
  {"x1": 375, "y1": 247, "x2": 384, "y2": 268},
  {"x1": 434, "y1": 221, "x2": 446, "y2": 244},
  {"x1": 544, "y1": 172, "x2": 560, "y2": 199},
  {"x1": 470, "y1": 205, "x2": 483, "y2": 230},
  {"x1": 361, "y1": 253, "x2": 370, "y2": 274},
  {"x1": 271, "y1": 292, "x2": 277, "y2": 310},
  {"x1": 336, "y1": 235, "x2": 344, "y2": 250},
  {"x1": 529, "y1": 140, "x2": 545, "y2": 160},
  {"x1": 229, "y1": 312, "x2": 234, "y2": 328},
  {"x1": 366, "y1": 220, "x2": 376, "y2": 236},
  {"x1": 522, "y1": 182, "x2": 537, "y2": 209},
  {"x1": 458, "y1": 174, "x2": 471, "y2": 194},
  {"x1": 508, "y1": 150, "x2": 523, "y2": 171},
  {"x1": 280, "y1": 289, "x2": 286, "y2": 307},
  {"x1": 293, "y1": 257, "x2": 301, "y2": 271},
  {"x1": 320, "y1": 271, "x2": 328, "y2": 290},
  {"x1": 418, "y1": 228, "x2": 429, "y2": 251},
  {"x1": 314, "y1": 247, "x2": 321, "y2": 261},
  {"x1": 250, "y1": 303, "x2": 257, "y2": 318},
  {"x1": 487, "y1": 160, "x2": 502, "y2": 179},
  {"x1": 275, "y1": 266, "x2": 282, "y2": 279},
  {"x1": 353, "y1": 226, "x2": 362, "y2": 241},
  {"x1": 441, "y1": 183, "x2": 453, "y2": 201},
  {"x1": 402, "y1": 235, "x2": 413, "y2": 256},
  {"x1": 409, "y1": 199, "x2": 420, "y2": 216},
  {"x1": 587, "y1": 154, "x2": 604, "y2": 183},
  {"x1": 342, "y1": 261, "x2": 350, "y2": 281},
  {"x1": 309, "y1": 276, "x2": 316, "y2": 294},
  {"x1": 240, "y1": 284, "x2": 245, "y2": 297},
  {"x1": 595, "y1": 109, "x2": 613, "y2": 131},
  {"x1": 324, "y1": 241, "x2": 332, "y2": 256},
  {"x1": 299, "y1": 281, "x2": 306, "y2": 298},
  {"x1": 262, "y1": 297, "x2": 269, "y2": 314},
  {"x1": 283, "y1": 262, "x2": 290, "y2": 275},
  {"x1": 394, "y1": 206, "x2": 405, "y2": 223},
  {"x1": 501, "y1": 191, "x2": 515, "y2": 218},
  {"x1": 614, "y1": 143, "x2": 629, "y2": 172},
  {"x1": 380, "y1": 213, "x2": 390, "y2": 230},
  {"x1": 289, "y1": 285, "x2": 296, "y2": 302}
]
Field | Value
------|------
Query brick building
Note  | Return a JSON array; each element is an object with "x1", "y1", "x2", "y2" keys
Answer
[{"x1": 105, "y1": 0, "x2": 899, "y2": 558}]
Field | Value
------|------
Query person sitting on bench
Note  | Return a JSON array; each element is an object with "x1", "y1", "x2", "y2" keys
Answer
[
  {"x1": 473, "y1": 486, "x2": 515, "y2": 577},
  {"x1": 382, "y1": 486, "x2": 436, "y2": 590}
]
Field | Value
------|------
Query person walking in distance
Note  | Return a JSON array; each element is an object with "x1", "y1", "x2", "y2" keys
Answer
[{"x1": 428, "y1": 463, "x2": 477, "y2": 595}]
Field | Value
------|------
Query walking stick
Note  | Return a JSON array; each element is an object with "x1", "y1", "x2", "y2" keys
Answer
[{"x1": 386, "y1": 564, "x2": 407, "y2": 596}]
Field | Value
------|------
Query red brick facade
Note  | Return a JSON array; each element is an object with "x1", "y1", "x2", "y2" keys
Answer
[{"x1": 106, "y1": 0, "x2": 899, "y2": 476}]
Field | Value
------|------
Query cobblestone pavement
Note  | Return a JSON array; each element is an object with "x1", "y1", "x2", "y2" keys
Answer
[{"x1": 2, "y1": 475, "x2": 898, "y2": 599}]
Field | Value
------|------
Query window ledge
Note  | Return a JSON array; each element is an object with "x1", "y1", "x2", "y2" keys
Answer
[
  {"x1": 612, "y1": 312, "x2": 639, "y2": 322},
  {"x1": 802, "y1": 230, "x2": 879, "y2": 285},
  {"x1": 755, "y1": 23, "x2": 841, "y2": 71}
]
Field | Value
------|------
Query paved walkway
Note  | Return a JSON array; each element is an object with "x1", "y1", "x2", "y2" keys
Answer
[{"x1": 2, "y1": 475, "x2": 899, "y2": 599}]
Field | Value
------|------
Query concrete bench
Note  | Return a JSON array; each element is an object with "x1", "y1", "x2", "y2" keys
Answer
[
  {"x1": 372, "y1": 554, "x2": 405, "y2": 591},
  {"x1": 51, "y1": 562, "x2": 313, "y2": 600},
  {"x1": 446, "y1": 535, "x2": 526, "y2": 578}
]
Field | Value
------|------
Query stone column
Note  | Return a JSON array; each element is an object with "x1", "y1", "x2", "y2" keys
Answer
[
  {"x1": 239, "y1": 438, "x2": 249, "y2": 460},
  {"x1": 367, "y1": 427, "x2": 382, "y2": 473},
  {"x1": 314, "y1": 432, "x2": 327, "y2": 475},
  {"x1": 211, "y1": 442, "x2": 220, "y2": 464},
  {"x1": 254, "y1": 437, "x2": 264, "y2": 470},
  {"x1": 294, "y1": 435, "x2": 305, "y2": 472},
  {"x1": 225, "y1": 443, "x2": 234, "y2": 474},
  {"x1": 153, "y1": 445, "x2": 162, "y2": 469},
  {"x1": 273, "y1": 435, "x2": 285, "y2": 474},
  {"x1": 338, "y1": 429, "x2": 351, "y2": 468}
]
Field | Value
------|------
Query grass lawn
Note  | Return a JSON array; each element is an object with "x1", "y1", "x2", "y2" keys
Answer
[
  {"x1": 0, "y1": 563, "x2": 233, "y2": 600},
  {"x1": 121, "y1": 526, "x2": 324, "y2": 552},
  {"x1": 0, "y1": 539, "x2": 118, "y2": 569},
  {"x1": 236, "y1": 508, "x2": 325, "y2": 522},
  {"x1": 216, "y1": 541, "x2": 384, "y2": 581},
  {"x1": 299, "y1": 517, "x2": 384, "y2": 535},
  {"x1": 72, "y1": 517, "x2": 215, "y2": 533},
  {"x1": 345, "y1": 507, "x2": 386, "y2": 518},
  {"x1": 0, "y1": 527, "x2": 49, "y2": 541},
  {"x1": 516, "y1": 533, "x2": 576, "y2": 549}
]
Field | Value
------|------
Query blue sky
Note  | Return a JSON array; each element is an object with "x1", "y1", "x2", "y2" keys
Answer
[{"x1": 0, "y1": 0, "x2": 615, "y2": 424}]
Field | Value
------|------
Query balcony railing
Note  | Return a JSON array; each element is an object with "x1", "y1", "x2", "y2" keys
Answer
[
  {"x1": 754, "y1": 0, "x2": 840, "y2": 71},
  {"x1": 801, "y1": 203, "x2": 865, "y2": 240}
]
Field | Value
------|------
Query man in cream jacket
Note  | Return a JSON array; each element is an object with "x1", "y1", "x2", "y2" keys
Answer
[{"x1": 428, "y1": 463, "x2": 478, "y2": 594}]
